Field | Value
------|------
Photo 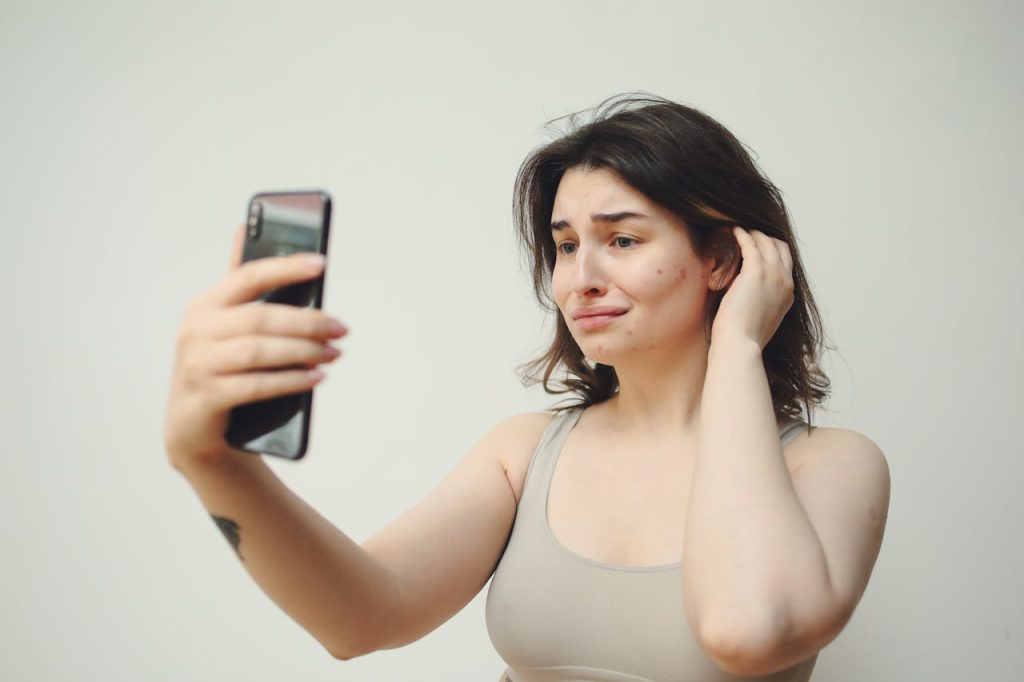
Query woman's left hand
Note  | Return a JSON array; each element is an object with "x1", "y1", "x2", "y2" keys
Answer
[{"x1": 709, "y1": 227, "x2": 795, "y2": 351}]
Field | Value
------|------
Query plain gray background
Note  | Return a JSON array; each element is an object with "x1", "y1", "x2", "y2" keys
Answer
[{"x1": 1, "y1": 1, "x2": 1021, "y2": 679}]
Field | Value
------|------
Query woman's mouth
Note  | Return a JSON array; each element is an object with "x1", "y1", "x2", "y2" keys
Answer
[{"x1": 572, "y1": 307, "x2": 628, "y2": 331}]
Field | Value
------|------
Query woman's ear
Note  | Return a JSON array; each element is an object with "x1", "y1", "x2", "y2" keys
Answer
[{"x1": 706, "y1": 225, "x2": 741, "y2": 292}]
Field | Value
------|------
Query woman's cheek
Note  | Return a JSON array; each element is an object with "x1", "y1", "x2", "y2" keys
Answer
[{"x1": 638, "y1": 265, "x2": 684, "y2": 296}]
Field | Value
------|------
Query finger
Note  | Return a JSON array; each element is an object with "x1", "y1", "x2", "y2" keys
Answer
[
  {"x1": 204, "y1": 368, "x2": 325, "y2": 412},
  {"x1": 753, "y1": 232, "x2": 793, "y2": 291},
  {"x1": 229, "y1": 223, "x2": 245, "y2": 271},
  {"x1": 749, "y1": 229, "x2": 781, "y2": 267},
  {"x1": 732, "y1": 227, "x2": 761, "y2": 269},
  {"x1": 774, "y1": 238, "x2": 793, "y2": 274},
  {"x1": 209, "y1": 252, "x2": 326, "y2": 307},
  {"x1": 210, "y1": 335, "x2": 340, "y2": 374},
  {"x1": 208, "y1": 304, "x2": 347, "y2": 342}
]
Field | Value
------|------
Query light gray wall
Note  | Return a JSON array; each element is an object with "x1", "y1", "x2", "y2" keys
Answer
[{"x1": 1, "y1": 1, "x2": 1020, "y2": 679}]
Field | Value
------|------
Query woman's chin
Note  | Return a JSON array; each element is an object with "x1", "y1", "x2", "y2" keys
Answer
[{"x1": 580, "y1": 345, "x2": 627, "y2": 367}]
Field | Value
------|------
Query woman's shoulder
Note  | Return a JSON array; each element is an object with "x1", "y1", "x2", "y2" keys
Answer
[
  {"x1": 479, "y1": 411, "x2": 558, "y2": 453},
  {"x1": 485, "y1": 411, "x2": 559, "y2": 505},
  {"x1": 782, "y1": 422, "x2": 889, "y2": 486}
]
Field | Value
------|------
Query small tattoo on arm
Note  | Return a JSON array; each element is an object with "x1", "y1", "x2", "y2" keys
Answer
[{"x1": 211, "y1": 514, "x2": 243, "y2": 561}]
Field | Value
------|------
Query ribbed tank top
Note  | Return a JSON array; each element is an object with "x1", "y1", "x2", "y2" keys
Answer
[{"x1": 486, "y1": 407, "x2": 818, "y2": 682}]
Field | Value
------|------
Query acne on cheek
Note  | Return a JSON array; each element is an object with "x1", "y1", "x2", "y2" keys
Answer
[{"x1": 655, "y1": 264, "x2": 687, "y2": 281}]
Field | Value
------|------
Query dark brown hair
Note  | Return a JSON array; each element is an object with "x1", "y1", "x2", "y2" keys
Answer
[{"x1": 514, "y1": 93, "x2": 832, "y2": 425}]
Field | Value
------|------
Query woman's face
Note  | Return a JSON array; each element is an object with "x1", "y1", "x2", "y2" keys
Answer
[{"x1": 550, "y1": 166, "x2": 715, "y2": 365}]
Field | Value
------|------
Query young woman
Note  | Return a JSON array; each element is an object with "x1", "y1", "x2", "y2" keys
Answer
[{"x1": 164, "y1": 94, "x2": 890, "y2": 681}]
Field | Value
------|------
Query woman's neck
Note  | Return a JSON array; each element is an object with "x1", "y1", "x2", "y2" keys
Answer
[{"x1": 598, "y1": 337, "x2": 710, "y2": 436}]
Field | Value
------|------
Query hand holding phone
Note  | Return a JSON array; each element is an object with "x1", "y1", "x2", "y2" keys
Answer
[
  {"x1": 163, "y1": 191, "x2": 337, "y2": 469},
  {"x1": 224, "y1": 191, "x2": 333, "y2": 459}
]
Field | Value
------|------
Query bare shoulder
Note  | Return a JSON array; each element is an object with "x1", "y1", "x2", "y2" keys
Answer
[
  {"x1": 782, "y1": 425, "x2": 891, "y2": 621},
  {"x1": 479, "y1": 412, "x2": 555, "y2": 505},
  {"x1": 786, "y1": 424, "x2": 889, "y2": 476},
  {"x1": 785, "y1": 425, "x2": 891, "y2": 529}
]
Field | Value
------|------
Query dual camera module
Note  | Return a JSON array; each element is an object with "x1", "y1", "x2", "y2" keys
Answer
[{"x1": 247, "y1": 201, "x2": 263, "y2": 240}]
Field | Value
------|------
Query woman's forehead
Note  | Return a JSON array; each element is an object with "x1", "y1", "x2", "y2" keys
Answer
[{"x1": 552, "y1": 167, "x2": 659, "y2": 222}]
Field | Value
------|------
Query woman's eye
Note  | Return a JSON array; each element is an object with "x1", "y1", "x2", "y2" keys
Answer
[
  {"x1": 557, "y1": 242, "x2": 577, "y2": 255},
  {"x1": 615, "y1": 236, "x2": 637, "y2": 248}
]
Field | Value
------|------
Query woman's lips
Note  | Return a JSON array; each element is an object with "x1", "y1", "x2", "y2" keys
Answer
[{"x1": 572, "y1": 307, "x2": 627, "y2": 331}]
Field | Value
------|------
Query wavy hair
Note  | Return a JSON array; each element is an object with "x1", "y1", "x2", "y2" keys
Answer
[{"x1": 514, "y1": 93, "x2": 832, "y2": 426}]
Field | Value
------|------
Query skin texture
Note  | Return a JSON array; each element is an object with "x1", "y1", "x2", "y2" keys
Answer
[{"x1": 690, "y1": 335, "x2": 890, "y2": 675}]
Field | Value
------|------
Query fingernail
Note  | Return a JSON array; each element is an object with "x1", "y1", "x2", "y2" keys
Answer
[
  {"x1": 328, "y1": 318, "x2": 347, "y2": 335},
  {"x1": 305, "y1": 253, "x2": 326, "y2": 268}
]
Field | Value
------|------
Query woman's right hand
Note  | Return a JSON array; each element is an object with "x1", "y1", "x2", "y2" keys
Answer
[{"x1": 163, "y1": 224, "x2": 348, "y2": 473}]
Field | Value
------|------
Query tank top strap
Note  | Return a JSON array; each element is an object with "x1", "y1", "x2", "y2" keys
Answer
[
  {"x1": 779, "y1": 417, "x2": 809, "y2": 448},
  {"x1": 515, "y1": 407, "x2": 584, "y2": 527}
]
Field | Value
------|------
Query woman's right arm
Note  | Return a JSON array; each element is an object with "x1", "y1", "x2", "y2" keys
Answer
[
  {"x1": 171, "y1": 453, "x2": 401, "y2": 660},
  {"x1": 164, "y1": 226, "x2": 548, "y2": 659}
]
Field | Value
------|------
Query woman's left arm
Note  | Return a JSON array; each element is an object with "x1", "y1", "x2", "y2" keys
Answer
[{"x1": 684, "y1": 228, "x2": 891, "y2": 676}]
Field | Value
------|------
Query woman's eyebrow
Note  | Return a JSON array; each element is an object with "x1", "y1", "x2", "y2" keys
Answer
[{"x1": 550, "y1": 211, "x2": 648, "y2": 231}]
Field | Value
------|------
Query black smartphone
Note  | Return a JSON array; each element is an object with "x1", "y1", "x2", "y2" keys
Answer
[{"x1": 224, "y1": 190, "x2": 332, "y2": 460}]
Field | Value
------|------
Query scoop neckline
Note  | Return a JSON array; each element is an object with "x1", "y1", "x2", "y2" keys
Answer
[
  {"x1": 541, "y1": 407, "x2": 683, "y2": 573},
  {"x1": 538, "y1": 407, "x2": 805, "y2": 573}
]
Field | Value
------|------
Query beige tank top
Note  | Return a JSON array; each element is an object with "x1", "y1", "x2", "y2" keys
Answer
[{"x1": 485, "y1": 407, "x2": 818, "y2": 682}]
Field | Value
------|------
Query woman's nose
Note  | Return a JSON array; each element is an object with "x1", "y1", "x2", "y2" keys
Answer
[{"x1": 572, "y1": 245, "x2": 608, "y2": 297}]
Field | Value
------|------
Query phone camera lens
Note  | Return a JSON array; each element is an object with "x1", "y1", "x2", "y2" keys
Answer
[{"x1": 247, "y1": 202, "x2": 263, "y2": 239}]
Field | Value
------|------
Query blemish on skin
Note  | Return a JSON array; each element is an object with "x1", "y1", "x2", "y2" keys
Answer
[
  {"x1": 675, "y1": 267, "x2": 687, "y2": 283},
  {"x1": 627, "y1": 330, "x2": 633, "y2": 336},
  {"x1": 656, "y1": 268, "x2": 663, "y2": 275}
]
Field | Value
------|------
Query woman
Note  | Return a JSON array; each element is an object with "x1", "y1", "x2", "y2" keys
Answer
[{"x1": 164, "y1": 94, "x2": 890, "y2": 681}]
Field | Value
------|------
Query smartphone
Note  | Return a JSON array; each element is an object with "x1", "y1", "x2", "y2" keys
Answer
[{"x1": 225, "y1": 190, "x2": 332, "y2": 460}]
